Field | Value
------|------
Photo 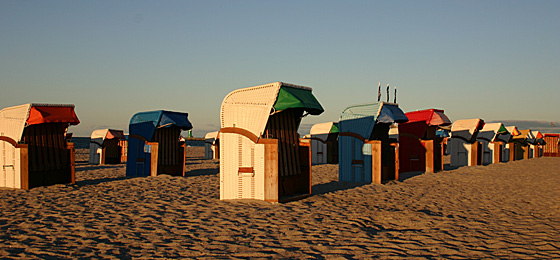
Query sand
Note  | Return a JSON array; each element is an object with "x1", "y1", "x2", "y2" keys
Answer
[{"x1": 0, "y1": 147, "x2": 559, "y2": 259}]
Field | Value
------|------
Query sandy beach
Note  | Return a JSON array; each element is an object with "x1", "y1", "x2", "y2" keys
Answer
[{"x1": 0, "y1": 147, "x2": 559, "y2": 259}]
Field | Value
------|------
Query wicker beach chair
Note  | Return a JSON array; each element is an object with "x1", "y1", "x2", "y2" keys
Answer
[
  {"x1": 126, "y1": 110, "x2": 192, "y2": 177},
  {"x1": 338, "y1": 102, "x2": 408, "y2": 184},
  {"x1": 449, "y1": 118, "x2": 485, "y2": 167},
  {"x1": 219, "y1": 82, "x2": 324, "y2": 202},
  {"x1": 543, "y1": 134, "x2": 560, "y2": 157},
  {"x1": 0, "y1": 103, "x2": 80, "y2": 189},
  {"x1": 204, "y1": 131, "x2": 219, "y2": 159},
  {"x1": 476, "y1": 123, "x2": 510, "y2": 164},
  {"x1": 510, "y1": 129, "x2": 533, "y2": 161},
  {"x1": 398, "y1": 109, "x2": 451, "y2": 173},
  {"x1": 305, "y1": 122, "x2": 339, "y2": 165},
  {"x1": 89, "y1": 129, "x2": 126, "y2": 164}
]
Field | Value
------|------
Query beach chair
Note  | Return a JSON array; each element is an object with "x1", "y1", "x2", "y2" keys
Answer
[
  {"x1": 219, "y1": 82, "x2": 324, "y2": 202},
  {"x1": 543, "y1": 134, "x2": 560, "y2": 157},
  {"x1": 338, "y1": 102, "x2": 408, "y2": 184},
  {"x1": 529, "y1": 131, "x2": 544, "y2": 158},
  {"x1": 305, "y1": 122, "x2": 339, "y2": 164},
  {"x1": 503, "y1": 126, "x2": 520, "y2": 162},
  {"x1": 449, "y1": 118, "x2": 485, "y2": 167},
  {"x1": 204, "y1": 131, "x2": 219, "y2": 159},
  {"x1": 89, "y1": 129, "x2": 126, "y2": 164},
  {"x1": 119, "y1": 138, "x2": 128, "y2": 163},
  {"x1": 398, "y1": 109, "x2": 451, "y2": 173},
  {"x1": 511, "y1": 130, "x2": 532, "y2": 160},
  {"x1": 0, "y1": 103, "x2": 80, "y2": 189},
  {"x1": 126, "y1": 110, "x2": 192, "y2": 177},
  {"x1": 476, "y1": 123, "x2": 510, "y2": 164}
]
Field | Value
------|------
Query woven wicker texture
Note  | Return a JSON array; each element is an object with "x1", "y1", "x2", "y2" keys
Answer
[
  {"x1": 220, "y1": 83, "x2": 282, "y2": 200},
  {"x1": 0, "y1": 104, "x2": 32, "y2": 143}
]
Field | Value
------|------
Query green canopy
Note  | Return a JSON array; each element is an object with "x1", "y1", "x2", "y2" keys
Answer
[
  {"x1": 273, "y1": 86, "x2": 324, "y2": 115},
  {"x1": 497, "y1": 124, "x2": 509, "y2": 135},
  {"x1": 330, "y1": 122, "x2": 339, "y2": 134}
]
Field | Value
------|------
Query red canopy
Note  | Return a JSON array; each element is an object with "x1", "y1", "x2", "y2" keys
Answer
[
  {"x1": 26, "y1": 105, "x2": 80, "y2": 126},
  {"x1": 404, "y1": 109, "x2": 451, "y2": 126},
  {"x1": 105, "y1": 129, "x2": 125, "y2": 140},
  {"x1": 545, "y1": 133, "x2": 560, "y2": 137}
]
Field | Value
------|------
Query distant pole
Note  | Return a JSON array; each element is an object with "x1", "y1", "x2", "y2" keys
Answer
[
  {"x1": 394, "y1": 86, "x2": 397, "y2": 103},
  {"x1": 377, "y1": 82, "x2": 381, "y2": 102},
  {"x1": 386, "y1": 84, "x2": 390, "y2": 102}
]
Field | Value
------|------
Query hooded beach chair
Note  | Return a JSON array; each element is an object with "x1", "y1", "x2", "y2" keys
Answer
[
  {"x1": 0, "y1": 103, "x2": 80, "y2": 189},
  {"x1": 89, "y1": 129, "x2": 126, "y2": 164},
  {"x1": 449, "y1": 118, "x2": 485, "y2": 167},
  {"x1": 204, "y1": 131, "x2": 219, "y2": 159},
  {"x1": 528, "y1": 131, "x2": 545, "y2": 158},
  {"x1": 126, "y1": 110, "x2": 192, "y2": 177},
  {"x1": 219, "y1": 82, "x2": 324, "y2": 202},
  {"x1": 543, "y1": 133, "x2": 560, "y2": 157},
  {"x1": 306, "y1": 122, "x2": 339, "y2": 164},
  {"x1": 503, "y1": 126, "x2": 521, "y2": 162},
  {"x1": 338, "y1": 102, "x2": 408, "y2": 184},
  {"x1": 511, "y1": 130, "x2": 533, "y2": 160},
  {"x1": 398, "y1": 109, "x2": 451, "y2": 173},
  {"x1": 476, "y1": 123, "x2": 510, "y2": 164}
]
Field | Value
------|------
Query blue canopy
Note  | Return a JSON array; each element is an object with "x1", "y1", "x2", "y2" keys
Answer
[
  {"x1": 377, "y1": 104, "x2": 408, "y2": 124},
  {"x1": 436, "y1": 129, "x2": 450, "y2": 138},
  {"x1": 127, "y1": 110, "x2": 192, "y2": 177},
  {"x1": 129, "y1": 110, "x2": 193, "y2": 141},
  {"x1": 339, "y1": 102, "x2": 408, "y2": 139}
]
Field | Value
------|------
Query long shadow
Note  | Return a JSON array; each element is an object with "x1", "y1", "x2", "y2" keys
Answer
[
  {"x1": 184, "y1": 168, "x2": 219, "y2": 177},
  {"x1": 399, "y1": 171, "x2": 425, "y2": 181},
  {"x1": 75, "y1": 176, "x2": 130, "y2": 186},
  {"x1": 75, "y1": 164, "x2": 124, "y2": 172},
  {"x1": 311, "y1": 181, "x2": 367, "y2": 195},
  {"x1": 443, "y1": 163, "x2": 460, "y2": 171}
]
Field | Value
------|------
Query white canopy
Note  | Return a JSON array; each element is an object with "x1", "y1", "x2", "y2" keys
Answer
[
  {"x1": 205, "y1": 131, "x2": 219, "y2": 140},
  {"x1": 477, "y1": 123, "x2": 507, "y2": 142},
  {"x1": 451, "y1": 118, "x2": 484, "y2": 141}
]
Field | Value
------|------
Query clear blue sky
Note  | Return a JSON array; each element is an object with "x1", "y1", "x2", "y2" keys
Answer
[{"x1": 1, "y1": 1, "x2": 559, "y2": 136}]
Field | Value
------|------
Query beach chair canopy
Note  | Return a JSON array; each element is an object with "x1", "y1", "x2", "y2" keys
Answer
[
  {"x1": 531, "y1": 130, "x2": 545, "y2": 145},
  {"x1": 204, "y1": 131, "x2": 219, "y2": 140},
  {"x1": 506, "y1": 126, "x2": 521, "y2": 137},
  {"x1": 0, "y1": 103, "x2": 80, "y2": 144},
  {"x1": 309, "y1": 122, "x2": 339, "y2": 141},
  {"x1": 478, "y1": 123, "x2": 510, "y2": 143},
  {"x1": 512, "y1": 129, "x2": 533, "y2": 144},
  {"x1": 399, "y1": 109, "x2": 451, "y2": 139},
  {"x1": 526, "y1": 130, "x2": 536, "y2": 144},
  {"x1": 339, "y1": 102, "x2": 408, "y2": 140},
  {"x1": 129, "y1": 110, "x2": 192, "y2": 141},
  {"x1": 450, "y1": 118, "x2": 485, "y2": 143},
  {"x1": 90, "y1": 129, "x2": 125, "y2": 145},
  {"x1": 404, "y1": 109, "x2": 451, "y2": 126},
  {"x1": 221, "y1": 82, "x2": 324, "y2": 138},
  {"x1": 544, "y1": 133, "x2": 560, "y2": 143}
]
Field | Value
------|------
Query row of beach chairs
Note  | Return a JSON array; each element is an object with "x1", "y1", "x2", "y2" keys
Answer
[{"x1": 1, "y1": 83, "x2": 559, "y2": 206}]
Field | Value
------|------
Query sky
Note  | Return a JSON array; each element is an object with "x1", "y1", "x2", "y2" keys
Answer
[{"x1": 1, "y1": 0, "x2": 559, "y2": 137}]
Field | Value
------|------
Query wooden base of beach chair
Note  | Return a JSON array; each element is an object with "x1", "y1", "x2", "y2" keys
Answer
[
  {"x1": 20, "y1": 123, "x2": 75, "y2": 189},
  {"x1": 492, "y1": 142, "x2": 503, "y2": 163},
  {"x1": 421, "y1": 139, "x2": 444, "y2": 173},
  {"x1": 368, "y1": 141, "x2": 399, "y2": 184}
]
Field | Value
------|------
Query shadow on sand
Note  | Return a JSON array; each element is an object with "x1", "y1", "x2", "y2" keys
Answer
[
  {"x1": 75, "y1": 164, "x2": 124, "y2": 172},
  {"x1": 75, "y1": 176, "x2": 130, "y2": 186},
  {"x1": 184, "y1": 168, "x2": 219, "y2": 177},
  {"x1": 312, "y1": 181, "x2": 367, "y2": 195}
]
